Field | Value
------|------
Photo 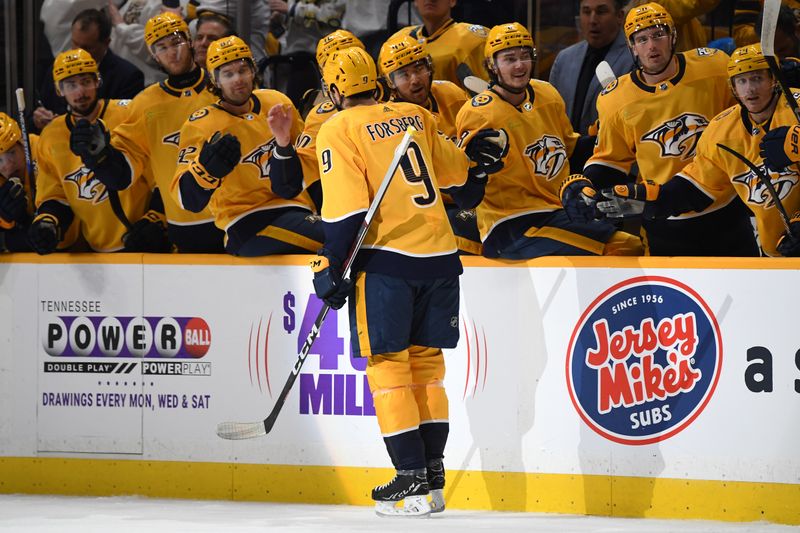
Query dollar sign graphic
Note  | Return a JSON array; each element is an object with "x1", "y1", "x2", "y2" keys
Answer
[{"x1": 283, "y1": 291, "x2": 295, "y2": 334}]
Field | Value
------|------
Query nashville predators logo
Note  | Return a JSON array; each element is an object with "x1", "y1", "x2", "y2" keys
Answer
[
  {"x1": 731, "y1": 165, "x2": 798, "y2": 208},
  {"x1": 64, "y1": 166, "x2": 108, "y2": 204},
  {"x1": 524, "y1": 134, "x2": 568, "y2": 180},
  {"x1": 162, "y1": 131, "x2": 181, "y2": 146},
  {"x1": 641, "y1": 112, "x2": 708, "y2": 160},
  {"x1": 243, "y1": 139, "x2": 277, "y2": 179}
]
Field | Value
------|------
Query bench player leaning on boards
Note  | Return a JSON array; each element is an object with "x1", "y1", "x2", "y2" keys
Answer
[
  {"x1": 70, "y1": 12, "x2": 225, "y2": 253},
  {"x1": 29, "y1": 49, "x2": 157, "y2": 255},
  {"x1": 0, "y1": 113, "x2": 38, "y2": 252},
  {"x1": 171, "y1": 36, "x2": 323, "y2": 257},
  {"x1": 456, "y1": 22, "x2": 641, "y2": 258},
  {"x1": 378, "y1": 34, "x2": 483, "y2": 255},
  {"x1": 565, "y1": 2, "x2": 758, "y2": 256},
  {"x1": 610, "y1": 44, "x2": 800, "y2": 257},
  {"x1": 312, "y1": 46, "x2": 503, "y2": 517}
]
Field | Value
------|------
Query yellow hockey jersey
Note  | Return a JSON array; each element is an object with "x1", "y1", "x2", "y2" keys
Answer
[
  {"x1": 421, "y1": 80, "x2": 469, "y2": 140},
  {"x1": 36, "y1": 99, "x2": 152, "y2": 252},
  {"x1": 296, "y1": 99, "x2": 338, "y2": 190},
  {"x1": 317, "y1": 100, "x2": 471, "y2": 278},
  {"x1": 456, "y1": 80, "x2": 580, "y2": 241},
  {"x1": 109, "y1": 70, "x2": 217, "y2": 226},
  {"x1": 394, "y1": 20, "x2": 490, "y2": 90},
  {"x1": 586, "y1": 49, "x2": 735, "y2": 190},
  {"x1": 172, "y1": 90, "x2": 315, "y2": 235},
  {"x1": 677, "y1": 93, "x2": 800, "y2": 256}
]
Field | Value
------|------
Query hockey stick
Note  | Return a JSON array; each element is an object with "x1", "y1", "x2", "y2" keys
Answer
[
  {"x1": 15, "y1": 89, "x2": 35, "y2": 201},
  {"x1": 761, "y1": 0, "x2": 800, "y2": 123},
  {"x1": 216, "y1": 127, "x2": 417, "y2": 440},
  {"x1": 717, "y1": 142, "x2": 792, "y2": 233},
  {"x1": 595, "y1": 60, "x2": 616, "y2": 88},
  {"x1": 456, "y1": 63, "x2": 490, "y2": 95}
]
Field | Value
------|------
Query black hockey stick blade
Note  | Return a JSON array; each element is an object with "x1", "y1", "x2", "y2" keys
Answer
[
  {"x1": 717, "y1": 143, "x2": 792, "y2": 233},
  {"x1": 456, "y1": 62, "x2": 489, "y2": 95}
]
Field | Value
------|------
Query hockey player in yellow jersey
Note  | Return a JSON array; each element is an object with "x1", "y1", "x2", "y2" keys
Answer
[
  {"x1": 0, "y1": 113, "x2": 37, "y2": 251},
  {"x1": 456, "y1": 22, "x2": 641, "y2": 258},
  {"x1": 29, "y1": 49, "x2": 155, "y2": 254},
  {"x1": 313, "y1": 46, "x2": 503, "y2": 516},
  {"x1": 571, "y1": 2, "x2": 758, "y2": 256},
  {"x1": 618, "y1": 44, "x2": 800, "y2": 256},
  {"x1": 392, "y1": 0, "x2": 489, "y2": 91},
  {"x1": 70, "y1": 12, "x2": 224, "y2": 253},
  {"x1": 171, "y1": 36, "x2": 323, "y2": 256},
  {"x1": 379, "y1": 33, "x2": 480, "y2": 254}
]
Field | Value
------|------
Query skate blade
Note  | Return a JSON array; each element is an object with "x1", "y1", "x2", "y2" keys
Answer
[
  {"x1": 429, "y1": 489, "x2": 445, "y2": 514},
  {"x1": 375, "y1": 495, "x2": 432, "y2": 518}
]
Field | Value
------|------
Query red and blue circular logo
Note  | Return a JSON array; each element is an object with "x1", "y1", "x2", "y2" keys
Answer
[{"x1": 566, "y1": 276, "x2": 722, "y2": 445}]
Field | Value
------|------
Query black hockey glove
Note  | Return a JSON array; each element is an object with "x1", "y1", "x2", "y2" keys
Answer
[
  {"x1": 596, "y1": 180, "x2": 660, "y2": 219},
  {"x1": 309, "y1": 250, "x2": 353, "y2": 310},
  {"x1": 559, "y1": 174, "x2": 599, "y2": 223},
  {"x1": 465, "y1": 129, "x2": 507, "y2": 182},
  {"x1": 70, "y1": 118, "x2": 111, "y2": 169},
  {"x1": 0, "y1": 179, "x2": 27, "y2": 224},
  {"x1": 123, "y1": 210, "x2": 172, "y2": 253},
  {"x1": 760, "y1": 126, "x2": 797, "y2": 172},
  {"x1": 28, "y1": 214, "x2": 60, "y2": 255},
  {"x1": 777, "y1": 213, "x2": 800, "y2": 257},
  {"x1": 198, "y1": 132, "x2": 241, "y2": 184}
]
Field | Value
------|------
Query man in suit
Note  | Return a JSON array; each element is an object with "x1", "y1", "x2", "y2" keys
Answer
[{"x1": 549, "y1": 0, "x2": 633, "y2": 134}]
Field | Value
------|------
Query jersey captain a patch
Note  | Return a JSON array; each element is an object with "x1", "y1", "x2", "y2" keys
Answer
[{"x1": 641, "y1": 112, "x2": 709, "y2": 160}]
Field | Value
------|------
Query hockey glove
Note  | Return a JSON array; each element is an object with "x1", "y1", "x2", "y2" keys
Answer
[
  {"x1": 70, "y1": 118, "x2": 111, "y2": 169},
  {"x1": 559, "y1": 174, "x2": 599, "y2": 223},
  {"x1": 28, "y1": 214, "x2": 60, "y2": 255},
  {"x1": 465, "y1": 129, "x2": 508, "y2": 182},
  {"x1": 309, "y1": 250, "x2": 353, "y2": 310},
  {"x1": 0, "y1": 179, "x2": 27, "y2": 225},
  {"x1": 760, "y1": 125, "x2": 799, "y2": 172},
  {"x1": 776, "y1": 213, "x2": 800, "y2": 257},
  {"x1": 123, "y1": 210, "x2": 172, "y2": 253},
  {"x1": 597, "y1": 180, "x2": 660, "y2": 218},
  {"x1": 194, "y1": 132, "x2": 241, "y2": 188}
]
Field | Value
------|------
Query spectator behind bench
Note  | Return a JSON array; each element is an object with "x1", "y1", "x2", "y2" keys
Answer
[
  {"x1": 33, "y1": 8, "x2": 145, "y2": 133},
  {"x1": 549, "y1": 0, "x2": 633, "y2": 135}
]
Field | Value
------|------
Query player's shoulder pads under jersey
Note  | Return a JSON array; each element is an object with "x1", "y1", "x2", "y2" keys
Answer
[{"x1": 711, "y1": 105, "x2": 737, "y2": 124}]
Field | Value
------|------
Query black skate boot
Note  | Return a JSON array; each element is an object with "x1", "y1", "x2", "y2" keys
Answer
[
  {"x1": 372, "y1": 468, "x2": 431, "y2": 517},
  {"x1": 426, "y1": 459, "x2": 445, "y2": 513}
]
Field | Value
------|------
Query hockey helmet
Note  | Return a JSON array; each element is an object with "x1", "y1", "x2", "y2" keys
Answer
[
  {"x1": 316, "y1": 29, "x2": 364, "y2": 69},
  {"x1": 0, "y1": 113, "x2": 21, "y2": 154},
  {"x1": 379, "y1": 34, "x2": 432, "y2": 81},
  {"x1": 206, "y1": 35, "x2": 255, "y2": 84},
  {"x1": 484, "y1": 22, "x2": 536, "y2": 62},
  {"x1": 323, "y1": 46, "x2": 377, "y2": 98},
  {"x1": 727, "y1": 43, "x2": 770, "y2": 78},
  {"x1": 624, "y1": 3, "x2": 675, "y2": 43},
  {"x1": 53, "y1": 48, "x2": 98, "y2": 95},
  {"x1": 144, "y1": 12, "x2": 190, "y2": 49}
]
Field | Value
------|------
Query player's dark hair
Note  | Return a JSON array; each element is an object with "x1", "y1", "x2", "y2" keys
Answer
[
  {"x1": 197, "y1": 12, "x2": 235, "y2": 38},
  {"x1": 72, "y1": 9, "x2": 112, "y2": 43},
  {"x1": 345, "y1": 89, "x2": 378, "y2": 101},
  {"x1": 579, "y1": 0, "x2": 624, "y2": 11}
]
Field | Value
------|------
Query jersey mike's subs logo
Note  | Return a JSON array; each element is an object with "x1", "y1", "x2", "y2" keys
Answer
[
  {"x1": 566, "y1": 276, "x2": 722, "y2": 445},
  {"x1": 641, "y1": 112, "x2": 708, "y2": 160},
  {"x1": 524, "y1": 134, "x2": 567, "y2": 180}
]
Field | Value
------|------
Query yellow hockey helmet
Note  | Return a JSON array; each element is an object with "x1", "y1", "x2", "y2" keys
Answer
[
  {"x1": 0, "y1": 113, "x2": 21, "y2": 154},
  {"x1": 485, "y1": 22, "x2": 535, "y2": 61},
  {"x1": 206, "y1": 35, "x2": 254, "y2": 83},
  {"x1": 323, "y1": 46, "x2": 378, "y2": 98},
  {"x1": 379, "y1": 34, "x2": 431, "y2": 79},
  {"x1": 53, "y1": 48, "x2": 98, "y2": 94},
  {"x1": 144, "y1": 12, "x2": 190, "y2": 49},
  {"x1": 624, "y1": 2, "x2": 675, "y2": 42},
  {"x1": 316, "y1": 29, "x2": 364, "y2": 69},
  {"x1": 727, "y1": 43, "x2": 770, "y2": 78}
]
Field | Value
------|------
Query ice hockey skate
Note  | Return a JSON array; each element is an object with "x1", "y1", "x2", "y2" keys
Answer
[
  {"x1": 372, "y1": 469, "x2": 431, "y2": 518},
  {"x1": 427, "y1": 459, "x2": 445, "y2": 513}
]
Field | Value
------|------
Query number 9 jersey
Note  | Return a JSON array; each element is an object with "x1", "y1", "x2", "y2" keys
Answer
[{"x1": 317, "y1": 101, "x2": 471, "y2": 279}]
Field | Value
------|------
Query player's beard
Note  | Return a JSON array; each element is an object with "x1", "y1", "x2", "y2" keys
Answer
[
  {"x1": 222, "y1": 82, "x2": 253, "y2": 107},
  {"x1": 70, "y1": 94, "x2": 99, "y2": 118}
]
